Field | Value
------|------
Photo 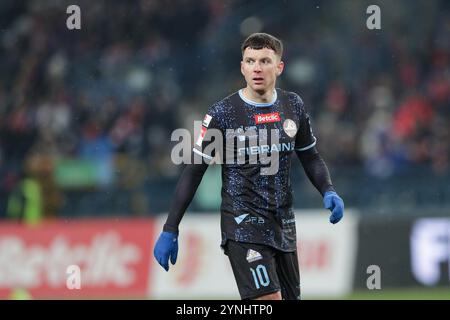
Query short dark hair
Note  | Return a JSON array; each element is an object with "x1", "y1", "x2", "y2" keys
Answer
[{"x1": 241, "y1": 33, "x2": 283, "y2": 58}]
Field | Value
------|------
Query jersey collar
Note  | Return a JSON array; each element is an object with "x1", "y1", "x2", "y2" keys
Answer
[{"x1": 238, "y1": 89, "x2": 277, "y2": 107}]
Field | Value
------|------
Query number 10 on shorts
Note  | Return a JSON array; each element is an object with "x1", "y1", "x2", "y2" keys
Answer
[{"x1": 250, "y1": 265, "x2": 270, "y2": 289}]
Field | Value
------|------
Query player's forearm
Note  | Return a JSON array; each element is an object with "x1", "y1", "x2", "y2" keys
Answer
[
  {"x1": 296, "y1": 147, "x2": 335, "y2": 196},
  {"x1": 163, "y1": 162, "x2": 208, "y2": 233}
]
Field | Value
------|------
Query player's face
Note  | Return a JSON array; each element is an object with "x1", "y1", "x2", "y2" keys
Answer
[{"x1": 241, "y1": 47, "x2": 284, "y2": 94}]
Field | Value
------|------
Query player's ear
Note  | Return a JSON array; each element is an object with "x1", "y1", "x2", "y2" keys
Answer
[
  {"x1": 276, "y1": 60, "x2": 284, "y2": 77},
  {"x1": 240, "y1": 60, "x2": 245, "y2": 76}
]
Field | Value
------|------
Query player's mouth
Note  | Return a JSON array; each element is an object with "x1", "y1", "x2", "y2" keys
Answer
[{"x1": 253, "y1": 77, "x2": 264, "y2": 84}]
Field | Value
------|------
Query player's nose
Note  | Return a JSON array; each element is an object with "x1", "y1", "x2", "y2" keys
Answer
[{"x1": 253, "y1": 62, "x2": 262, "y2": 72}]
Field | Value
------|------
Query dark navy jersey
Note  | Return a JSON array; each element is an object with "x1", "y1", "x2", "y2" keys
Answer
[{"x1": 193, "y1": 88, "x2": 316, "y2": 252}]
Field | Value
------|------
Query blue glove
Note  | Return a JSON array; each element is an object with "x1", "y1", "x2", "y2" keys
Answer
[
  {"x1": 153, "y1": 231, "x2": 178, "y2": 271},
  {"x1": 323, "y1": 191, "x2": 344, "y2": 224}
]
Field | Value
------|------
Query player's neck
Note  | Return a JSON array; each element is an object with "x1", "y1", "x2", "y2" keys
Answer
[{"x1": 242, "y1": 87, "x2": 276, "y2": 104}]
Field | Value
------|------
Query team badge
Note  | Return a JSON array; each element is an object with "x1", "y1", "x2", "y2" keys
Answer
[{"x1": 283, "y1": 119, "x2": 297, "y2": 137}]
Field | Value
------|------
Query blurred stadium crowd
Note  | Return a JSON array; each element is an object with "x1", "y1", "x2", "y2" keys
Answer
[{"x1": 0, "y1": 0, "x2": 449, "y2": 219}]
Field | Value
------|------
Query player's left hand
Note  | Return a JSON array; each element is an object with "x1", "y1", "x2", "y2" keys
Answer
[{"x1": 323, "y1": 191, "x2": 344, "y2": 224}]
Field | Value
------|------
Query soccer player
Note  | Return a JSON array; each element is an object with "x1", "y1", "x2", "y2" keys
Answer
[{"x1": 153, "y1": 33, "x2": 344, "y2": 300}]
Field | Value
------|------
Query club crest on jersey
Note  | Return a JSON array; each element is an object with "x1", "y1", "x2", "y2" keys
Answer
[
  {"x1": 255, "y1": 112, "x2": 280, "y2": 124},
  {"x1": 246, "y1": 249, "x2": 263, "y2": 263},
  {"x1": 283, "y1": 119, "x2": 297, "y2": 137},
  {"x1": 202, "y1": 114, "x2": 212, "y2": 127}
]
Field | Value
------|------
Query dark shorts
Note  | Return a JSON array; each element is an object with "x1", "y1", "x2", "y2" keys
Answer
[{"x1": 223, "y1": 240, "x2": 301, "y2": 300}]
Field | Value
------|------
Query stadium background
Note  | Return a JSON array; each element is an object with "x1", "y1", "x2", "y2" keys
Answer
[{"x1": 0, "y1": 0, "x2": 449, "y2": 299}]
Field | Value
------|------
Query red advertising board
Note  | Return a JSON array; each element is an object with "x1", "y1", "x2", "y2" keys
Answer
[{"x1": 0, "y1": 219, "x2": 156, "y2": 299}]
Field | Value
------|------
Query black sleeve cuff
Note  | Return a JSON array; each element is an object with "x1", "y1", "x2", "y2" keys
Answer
[{"x1": 163, "y1": 224, "x2": 179, "y2": 235}]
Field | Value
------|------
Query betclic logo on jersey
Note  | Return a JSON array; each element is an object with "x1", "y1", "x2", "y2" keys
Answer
[{"x1": 255, "y1": 112, "x2": 280, "y2": 124}]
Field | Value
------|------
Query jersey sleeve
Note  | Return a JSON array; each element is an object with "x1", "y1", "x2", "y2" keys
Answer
[
  {"x1": 192, "y1": 105, "x2": 223, "y2": 164},
  {"x1": 164, "y1": 105, "x2": 223, "y2": 232},
  {"x1": 293, "y1": 94, "x2": 317, "y2": 152}
]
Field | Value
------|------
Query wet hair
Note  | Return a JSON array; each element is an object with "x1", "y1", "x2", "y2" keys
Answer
[{"x1": 241, "y1": 33, "x2": 283, "y2": 58}]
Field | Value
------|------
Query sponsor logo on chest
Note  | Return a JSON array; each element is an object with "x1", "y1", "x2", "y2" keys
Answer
[{"x1": 254, "y1": 112, "x2": 280, "y2": 124}]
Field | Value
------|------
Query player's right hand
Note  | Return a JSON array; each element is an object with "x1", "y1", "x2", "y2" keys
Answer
[{"x1": 153, "y1": 231, "x2": 178, "y2": 271}]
